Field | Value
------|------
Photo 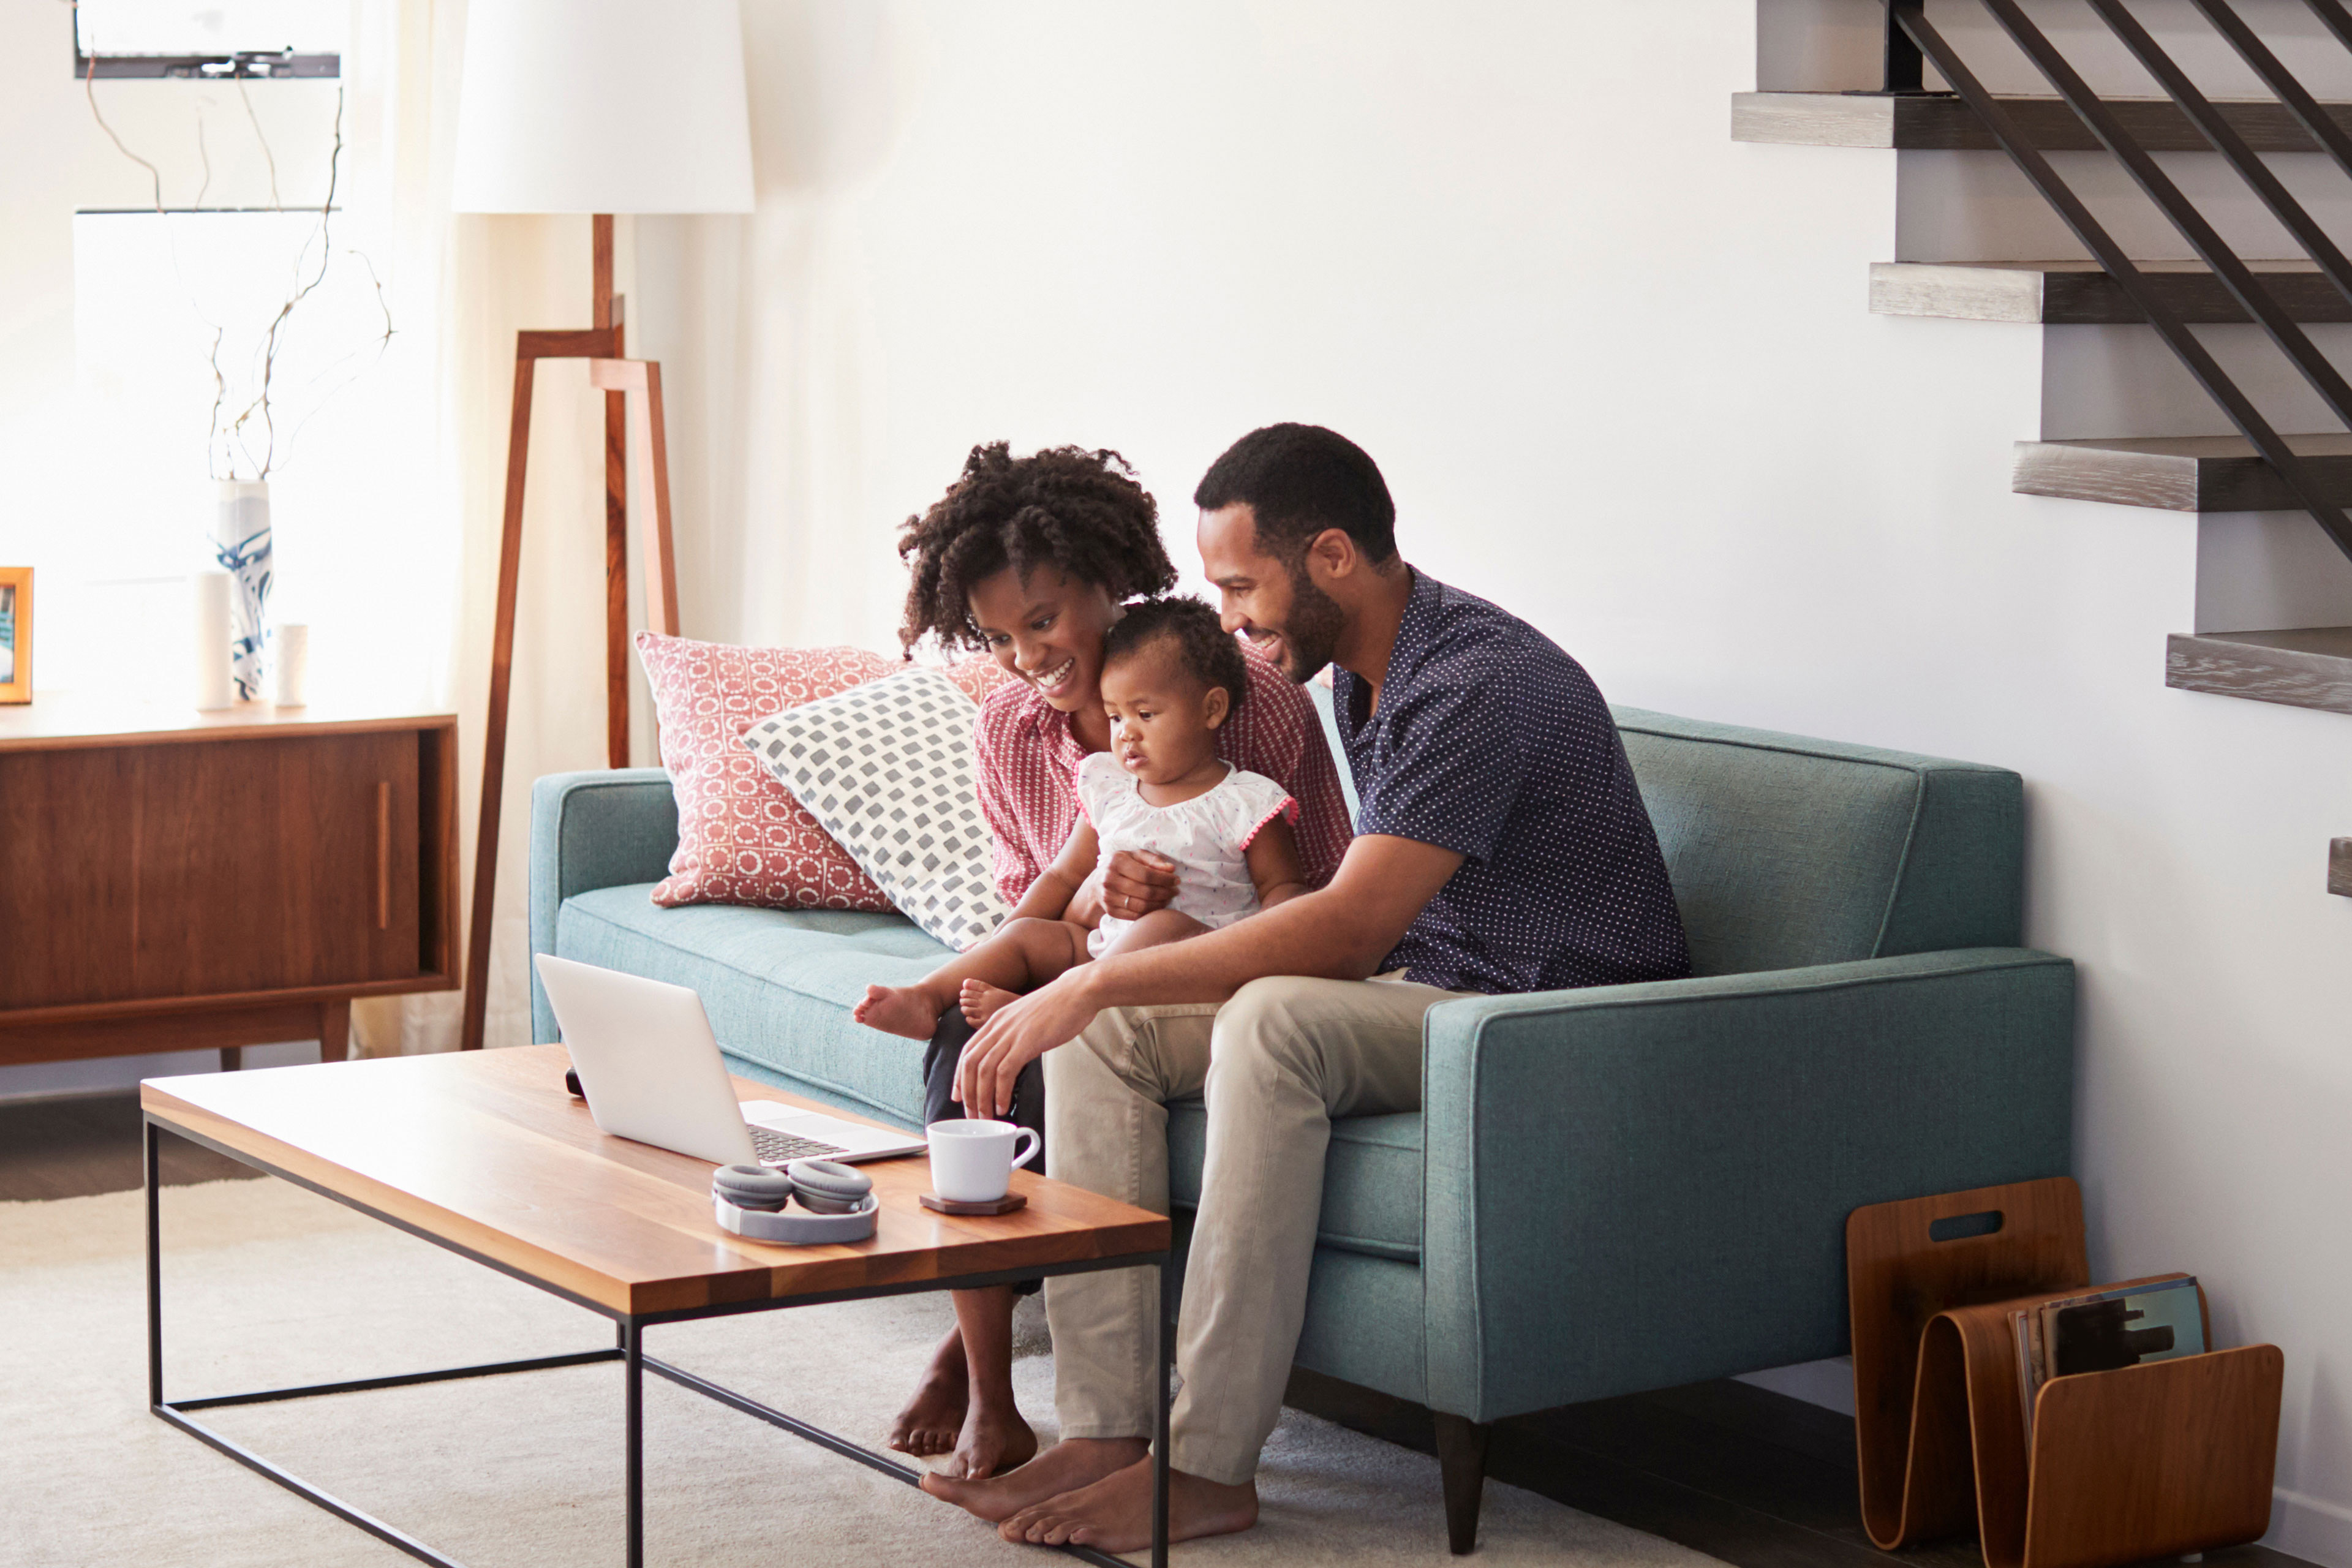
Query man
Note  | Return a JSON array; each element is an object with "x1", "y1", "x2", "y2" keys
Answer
[{"x1": 926, "y1": 424, "x2": 1691, "y2": 1550}]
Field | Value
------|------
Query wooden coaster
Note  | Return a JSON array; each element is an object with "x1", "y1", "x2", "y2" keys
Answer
[{"x1": 919, "y1": 1192, "x2": 1027, "y2": 1216}]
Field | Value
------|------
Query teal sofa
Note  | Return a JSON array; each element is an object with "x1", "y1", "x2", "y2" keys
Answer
[{"x1": 530, "y1": 695, "x2": 2073, "y2": 1551}]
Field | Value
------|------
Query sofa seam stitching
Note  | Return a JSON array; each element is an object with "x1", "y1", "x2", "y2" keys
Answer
[
  {"x1": 1867, "y1": 772, "x2": 1932, "y2": 959},
  {"x1": 1447, "y1": 951, "x2": 2066, "y2": 1025}
]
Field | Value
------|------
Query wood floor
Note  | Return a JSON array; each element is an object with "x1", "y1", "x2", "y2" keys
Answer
[
  {"x1": 4, "y1": 1090, "x2": 2312, "y2": 1568},
  {"x1": 1286, "y1": 1369, "x2": 2310, "y2": 1568},
  {"x1": 1, "y1": 1088, "x2": 265, "y2": 1201}
]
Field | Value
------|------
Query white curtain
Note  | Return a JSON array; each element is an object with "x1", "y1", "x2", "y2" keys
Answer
[
  {"x1": 355, "y1": 3, "x2": 932, "y2": 1051},
  {"x1": 349, "y1": 0, "x2": 637, "y2": 1054}
]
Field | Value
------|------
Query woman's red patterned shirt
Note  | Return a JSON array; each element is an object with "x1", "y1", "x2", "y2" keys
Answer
[{"x1": 973, "y1": 650, "x2": 1354, "y2": 908}]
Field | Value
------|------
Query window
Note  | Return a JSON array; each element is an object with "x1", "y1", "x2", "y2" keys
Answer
[
  {"x1": 65, "y1": 209, "x2": 397, "y2": 694},
  {"x1": 74, "y1": 0, "x2": 341, "y2": 80}
]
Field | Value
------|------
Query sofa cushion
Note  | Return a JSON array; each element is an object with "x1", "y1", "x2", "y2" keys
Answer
[
  {"x1": 741, "y1": 667, "x2": 1010, "y2": 951},
  {"x1": 1169, "y1": 1102, "x2": 1424, "y2": 1262},
  {"x1": 1309, "y1": 683, "x2": 2022, "y2": 979},
  {"x1": 554, "y1": 883, "x2": 951, "y2": 1126},
  {"x1": 635, "y1": 633, "x2": 897, "y2": 912},
  {"x1": 1612, "y1": 709, "x2": 2023, "y2": 975},
  {"x1": 557, "y1": 883, "x2": 1430, "y2": 1261}
]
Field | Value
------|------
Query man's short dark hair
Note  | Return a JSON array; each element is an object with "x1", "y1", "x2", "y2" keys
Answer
[
  {"x1": 1101, "y1": 597, "x2": 1249, "y2": 716},
  {"x1": 1193, "y1": 423, "x2": 1396, "y2": 565}
]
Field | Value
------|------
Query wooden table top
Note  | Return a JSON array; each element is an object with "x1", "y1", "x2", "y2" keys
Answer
[
  {"x1": 140, "y1": 1044, "x2": 1168, "y2": 1317},
  {"x1": 0, "y1": 690, "x2": 456, "y2": 752}
]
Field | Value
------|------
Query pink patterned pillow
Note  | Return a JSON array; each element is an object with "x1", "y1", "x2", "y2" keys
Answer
[
  {"x1": 636, "y1": 633, "x2": 895, "y2": 910},
  {"x1": 938, "y1": 657, "x2": 1016, "y2": 706}
]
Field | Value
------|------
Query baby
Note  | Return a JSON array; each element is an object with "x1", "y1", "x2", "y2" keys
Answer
[{"x1": 854, "y1": 596, "x2": 1308, "y2": 1041}]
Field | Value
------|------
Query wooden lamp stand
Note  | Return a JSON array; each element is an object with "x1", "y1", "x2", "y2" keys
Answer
[{"x1": 459, "y1": 214, "x2": 679, "y2": 1052}]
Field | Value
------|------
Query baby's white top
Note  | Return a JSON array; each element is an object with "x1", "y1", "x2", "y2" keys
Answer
[{"x1": 1076, "y1": 752, "x2": 1298, "y2": 960}]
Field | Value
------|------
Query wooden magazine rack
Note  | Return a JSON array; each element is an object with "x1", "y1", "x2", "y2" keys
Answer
[{"x1": 1847, "y1": 1178, "x2": 2283, "y2": 1568}]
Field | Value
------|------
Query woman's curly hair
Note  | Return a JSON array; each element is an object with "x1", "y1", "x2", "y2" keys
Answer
[
  {"x1": 1101, "y1": 597, "x2": 1249, "y2": 720},
  {"x1": 897, "y1": 443, "x2": 1176, "y2": 654}
]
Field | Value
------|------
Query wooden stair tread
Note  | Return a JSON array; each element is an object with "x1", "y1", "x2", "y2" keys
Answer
[
  {"x1": 1733, "y1": 91, "x2": 2352, "y2": 153},
  {"x1": 2014, "y1": 434, "x2": 2352, "y2": 512},
  {"x1": 2168, "y1": 628, "x2": 2352, "y2": 717},
  {"x1": 1873, "y1": 261, "x2": 2350, "y2": 325}
]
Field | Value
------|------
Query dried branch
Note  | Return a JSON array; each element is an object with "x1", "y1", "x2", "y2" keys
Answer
[
  {"x1": 74, "y1": 4, "x2": 390, "y2": 486},
  {"x1": 192, "y1": 107, "x2": 213, "y2": 210},
  {"x1": 281, "y1": 247, "x2": 397, "y2": 462},
  {"x1": 223, "y1": 85, "x2": 345, "y2": 478},
  {"x1": 235, "y1": 72, "x2": 284, "y2": 211},
  {"x1": 81, "y1": 31, "x2": 164, "y2": 215}
]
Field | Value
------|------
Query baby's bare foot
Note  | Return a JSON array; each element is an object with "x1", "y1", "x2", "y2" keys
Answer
[
  {"x1": 855, "y1": 984, "x2": 941, "y2": 1040},
  {"x1": 948, "y1": 1395, "x2": 1036, "y2": 1479},
  {"x1": 959, "y1": 980, "x2": 1019, "y2": 1025},
  {"x1": 888, "y1": 1326, "x2": 969, "y2": 1460}
]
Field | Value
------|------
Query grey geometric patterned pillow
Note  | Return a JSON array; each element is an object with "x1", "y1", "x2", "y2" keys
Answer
[{"x1": 739, "y1": 667, "x2": 1011, "y2": 950}]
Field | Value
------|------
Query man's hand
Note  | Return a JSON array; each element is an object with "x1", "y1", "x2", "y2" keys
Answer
[
  {"x1": 956, "y1": 970, "x2": 1104, "y2": 1117},
  {"x1": 1098, "y1": 850, "x2": 1178, "y2": 924}
]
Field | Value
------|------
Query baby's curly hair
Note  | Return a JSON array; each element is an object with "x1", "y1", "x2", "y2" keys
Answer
[
  {"x1": 1100, "y1": 597, "x2": 1250, "y2": 720},
  {"x1": 897, "y1": 443, "x2": 1176, "y2": 654}
]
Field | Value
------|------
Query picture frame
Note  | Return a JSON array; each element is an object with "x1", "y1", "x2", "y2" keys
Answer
[{"x1": 0, "y1": 566, "x2": 30, "y2": 704}]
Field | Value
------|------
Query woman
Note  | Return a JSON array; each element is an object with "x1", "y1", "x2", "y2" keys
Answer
[{"x1": 888, "y1": 442, "x2": 1351, "y2": 1480}]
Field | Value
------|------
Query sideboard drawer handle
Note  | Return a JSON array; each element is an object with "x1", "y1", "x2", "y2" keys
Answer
[{"x1": 376, "y1": 780, "x2": 392, "y2": 930}]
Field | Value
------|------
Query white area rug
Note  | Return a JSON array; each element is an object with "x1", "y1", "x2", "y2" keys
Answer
[{"x1": 1, "y1": 1179, "x2": 1725, "y2": 1567}]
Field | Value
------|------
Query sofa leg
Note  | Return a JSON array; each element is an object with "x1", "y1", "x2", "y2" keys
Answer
[{"x1": 1433, "y1": 1412, "x2": 1491, "y2": 1555}]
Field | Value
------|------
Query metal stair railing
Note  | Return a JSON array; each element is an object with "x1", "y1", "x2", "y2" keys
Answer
[{"x1": 1876, "y1": 0, "x2": 2352, "y2": 565}]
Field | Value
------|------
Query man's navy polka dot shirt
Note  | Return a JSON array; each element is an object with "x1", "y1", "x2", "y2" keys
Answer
[{"x1": 1330, "y1": 570, "x2": 1691, "y2": 996}]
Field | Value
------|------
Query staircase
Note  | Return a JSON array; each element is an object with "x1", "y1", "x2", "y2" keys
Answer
[{"x1": 1736, "y1": 1, "x2": 2352, "y2": 721}]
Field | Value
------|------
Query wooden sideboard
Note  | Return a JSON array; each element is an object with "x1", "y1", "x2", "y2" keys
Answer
[{"x1": 0, "y1": 695, "x2": 459, "y2": 1068}]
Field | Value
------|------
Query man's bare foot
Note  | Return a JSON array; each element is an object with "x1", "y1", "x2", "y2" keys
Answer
[
  {"x1": 1001, "y1": 1458, "x2": 1257, "y2": 1552},
  {"x1": 921, "y1": 1436, "x2": 1145, "y2": 1522},
  {"x1": 946, "y1": 1395, "x2": 1037, "y2": 1479},
  {"x1": 854, "y1": 983, "x2": 942, "y2": 1041},
  {"x1": 887, "y1": 1325, "x2": 967, "y2": 1460},
  {"x1": 959, "y1": 979, "x2": 1019, "y2": 1025}
]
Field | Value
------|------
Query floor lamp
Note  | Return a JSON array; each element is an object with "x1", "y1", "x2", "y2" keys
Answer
[{"x1": 450, "y1": 0, "x2": 754, "y2": 1052}]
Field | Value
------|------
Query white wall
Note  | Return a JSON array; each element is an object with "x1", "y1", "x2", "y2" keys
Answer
[{"x1": 628, "y1": 4, "x2": 2352, "y2": 1557}]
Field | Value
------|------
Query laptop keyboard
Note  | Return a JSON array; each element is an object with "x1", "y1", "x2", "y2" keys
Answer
[{"x1": 750, "y1": 1126, "x2": 848, "y2": 1164}]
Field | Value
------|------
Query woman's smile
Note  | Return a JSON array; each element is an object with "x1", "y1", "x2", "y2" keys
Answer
[{"x1": 1030, "y1": 655, "x2": 1080, "y2": 700}]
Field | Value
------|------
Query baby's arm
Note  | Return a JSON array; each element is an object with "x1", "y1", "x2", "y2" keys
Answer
[
  {"x1": 1243, "y1": 815, "x2": 1310, "y2": 911},
  {"x1": 1027, "y1": 816, "x2": 1102, "y2": 925}
]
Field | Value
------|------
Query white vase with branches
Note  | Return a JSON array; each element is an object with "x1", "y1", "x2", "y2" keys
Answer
[
  {"x1": 213, "y1": 481, "x2": 273, "y2": 700},
  {"x1": 82, "y1": 48, "x2": 389, "y2": 706}
]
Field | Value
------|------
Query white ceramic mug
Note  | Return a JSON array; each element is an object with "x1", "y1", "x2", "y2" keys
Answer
[{"x1": 926, "y1": 1118, "x2": 1041, "y2": 1204}]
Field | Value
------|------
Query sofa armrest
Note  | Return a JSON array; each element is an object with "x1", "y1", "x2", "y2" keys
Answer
[
  {"x1": 1418, "y1": 948, "x2": 2075, "y2": 1423},
  {"x1": 529, "y1": 769, "x2": 677, "y2": 1042}
]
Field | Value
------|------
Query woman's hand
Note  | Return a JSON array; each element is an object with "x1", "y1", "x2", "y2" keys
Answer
[{"x1": 1098, "y1": 850, "x2": 1178, "y2": 923}]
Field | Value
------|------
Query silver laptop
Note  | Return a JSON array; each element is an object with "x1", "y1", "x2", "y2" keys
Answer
[{"x1": 534, "y1": 954, "x2": 926, "y2": 1167}]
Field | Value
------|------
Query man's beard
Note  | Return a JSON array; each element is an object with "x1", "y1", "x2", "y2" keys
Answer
[{"x1": 1274, "y1": 559, "x2": 1348, "y2": 682}]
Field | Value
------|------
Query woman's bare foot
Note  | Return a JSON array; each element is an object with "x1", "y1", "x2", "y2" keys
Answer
[
  {"x1": 854, "y1": 983, "x2": 943, "y2": 1041},
  {"x1": 947, "y1": 1395, "x2": 1037, "y2": 1479},
  {"x1": 887, "y1": 1325, "x2": 968, "y2": 1460},
  {"x1": 959, "y1": 979, "x2": 1019, "y2": 1025},
  {"x1": 1000, "y1": 1459, "x2": 1257, "y2": 1551},
  {"x1": 921, "y1": 1436, "x2": 1145, "y2": 1522}
]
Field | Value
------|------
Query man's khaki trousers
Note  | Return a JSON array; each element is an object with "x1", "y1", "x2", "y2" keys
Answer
[{"x1": 1040, "y1": 973, "x2": 1469, "y2": 1487}]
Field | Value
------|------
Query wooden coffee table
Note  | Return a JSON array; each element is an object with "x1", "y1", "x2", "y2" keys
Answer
[{"x1": 140, "y1": 1045, "x2": 1173, "y2": 1568}]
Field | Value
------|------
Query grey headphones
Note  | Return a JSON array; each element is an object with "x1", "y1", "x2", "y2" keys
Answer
[{"x1": 712, "y1": 1158, "x2": 878, "y2": 1243}]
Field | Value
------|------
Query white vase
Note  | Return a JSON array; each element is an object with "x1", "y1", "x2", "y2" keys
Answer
[{"x1": 213, "y1": 481, "x2": 274, "y2": 701}]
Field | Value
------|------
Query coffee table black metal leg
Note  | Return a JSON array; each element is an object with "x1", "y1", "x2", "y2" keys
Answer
[
  {"x1": 1153, "y1": 1256, "x2": 1172, "y2": 1568},
  {"x1": 145, "y1": 1119, "x2": 163, "y2": 1409},
  {"x1": 624, "y1": 1317, "x2": 645, "y2": 1568}
]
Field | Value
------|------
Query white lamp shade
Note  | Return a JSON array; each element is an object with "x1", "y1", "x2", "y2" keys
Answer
[{"x1": 451, "y1": 0, "x2": 754, "y2": 214}]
